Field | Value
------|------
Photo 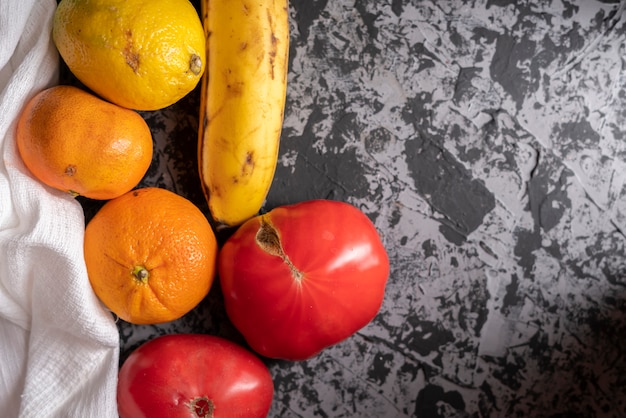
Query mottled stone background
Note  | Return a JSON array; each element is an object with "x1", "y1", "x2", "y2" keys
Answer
[{"x1": 72, "y1": 0, "x2": 626, "y2": 416}]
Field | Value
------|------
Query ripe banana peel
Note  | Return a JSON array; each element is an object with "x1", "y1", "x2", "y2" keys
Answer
[{"x1": 198, "y1": 0, "x2": 289, "y2": 227}]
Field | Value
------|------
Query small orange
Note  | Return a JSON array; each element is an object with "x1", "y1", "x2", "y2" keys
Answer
[
  {"x1": 84, "y1": 187, "x2": 218, "y2": 324},
  {"x1": 16, "y1": 85, "x2": 153, "y2": 200}
]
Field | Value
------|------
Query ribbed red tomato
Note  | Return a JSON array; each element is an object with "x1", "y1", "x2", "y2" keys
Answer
[
  {"x1": 117, "y1": 334, "x2": 274, "y2": 418},
  {"x1": 218, "y1": 199, "x2": 390, "y2": 361}
]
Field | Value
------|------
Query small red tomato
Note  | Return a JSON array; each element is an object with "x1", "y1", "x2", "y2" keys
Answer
[
  {"x1": 117, "y1": 334, "x2": 274, "y2": 418},
  {"x1": 218, "y1": 199, "x2": 390, "y2": 361}
]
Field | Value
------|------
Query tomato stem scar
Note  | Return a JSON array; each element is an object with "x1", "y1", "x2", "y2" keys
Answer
[
  {"x1": 188, "y1": 396, "x2": 215, "y2": 417},
  {"x1": 256, "y1": 217, "x2": 303, "y2": 283}
]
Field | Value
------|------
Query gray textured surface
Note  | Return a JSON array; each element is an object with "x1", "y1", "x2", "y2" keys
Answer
[{"x1": 78, "y1": 0, "x2": 626, "y2": 416}]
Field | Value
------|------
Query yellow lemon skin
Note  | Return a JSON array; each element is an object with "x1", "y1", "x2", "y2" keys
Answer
[{"x1": 53, "y1": 0, "x2": 206, "y2": 111}]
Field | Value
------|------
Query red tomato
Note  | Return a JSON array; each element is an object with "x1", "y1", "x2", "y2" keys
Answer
[
  {"x1": 117, "y1": 334, "x2": 274, "y2": 418},
  {"x1": 218, "y1": 199, "x2": 390, "y2": 361}
]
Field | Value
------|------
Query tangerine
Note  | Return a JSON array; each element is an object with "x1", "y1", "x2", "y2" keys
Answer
[
  {"x1": 16, "y1": 85, "x2": 153, "y2": 200},
  {"x1": 83, "y1": 187, "x2": 218, "y2": 324}
]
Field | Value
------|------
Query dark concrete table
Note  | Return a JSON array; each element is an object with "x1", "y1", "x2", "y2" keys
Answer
[{"x1": 76, "y1": 1, "x2": 626, "y2": 416}]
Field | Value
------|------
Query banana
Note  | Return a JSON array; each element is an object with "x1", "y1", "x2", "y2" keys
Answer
[{"x1": 198, "y1": 0, "x2": 290, "y2": 227}]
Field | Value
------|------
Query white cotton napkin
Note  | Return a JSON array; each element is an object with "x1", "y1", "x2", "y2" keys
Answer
[{"x1": 0, "y1": 1, "x2": 120, "y2": 417}]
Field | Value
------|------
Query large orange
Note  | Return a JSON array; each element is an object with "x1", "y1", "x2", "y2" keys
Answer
[
  {"x1": 16, "y1": 85, "x2": 153, "y2": 200},
  {"x1": 84, "y1": 187, "x2": 218, "y2": 324}
]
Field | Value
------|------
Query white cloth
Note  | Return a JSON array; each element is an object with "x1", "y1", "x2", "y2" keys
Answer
[{"x1": 0, "y1": 1, "x2": 120, "y2": 417}]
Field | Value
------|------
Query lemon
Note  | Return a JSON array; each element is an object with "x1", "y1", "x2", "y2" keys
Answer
[{"x1": 53, "y1": 0, "x2": 206, "y2": 111}]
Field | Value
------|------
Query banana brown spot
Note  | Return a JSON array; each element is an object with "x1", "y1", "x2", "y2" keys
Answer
[
  {"x1": 226, "y1": 81, "x2": 244, "y2": 96},
  {"x1": 241, "y1": 151, "x2": 255, "y2": 176},
  {"x1": 266, "y1": 10, "x2": 278, "y2": 79},
  {"x1": 209, "y1": 183, "x2": 222, "y2": 198},
  {"x1": 230, "y1": 152, "x2": 254, "y2": 184}
]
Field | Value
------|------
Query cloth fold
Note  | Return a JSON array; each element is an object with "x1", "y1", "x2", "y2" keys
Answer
[{"x1": 0, "y1": 1, "x2": 120, "y2": 417}]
